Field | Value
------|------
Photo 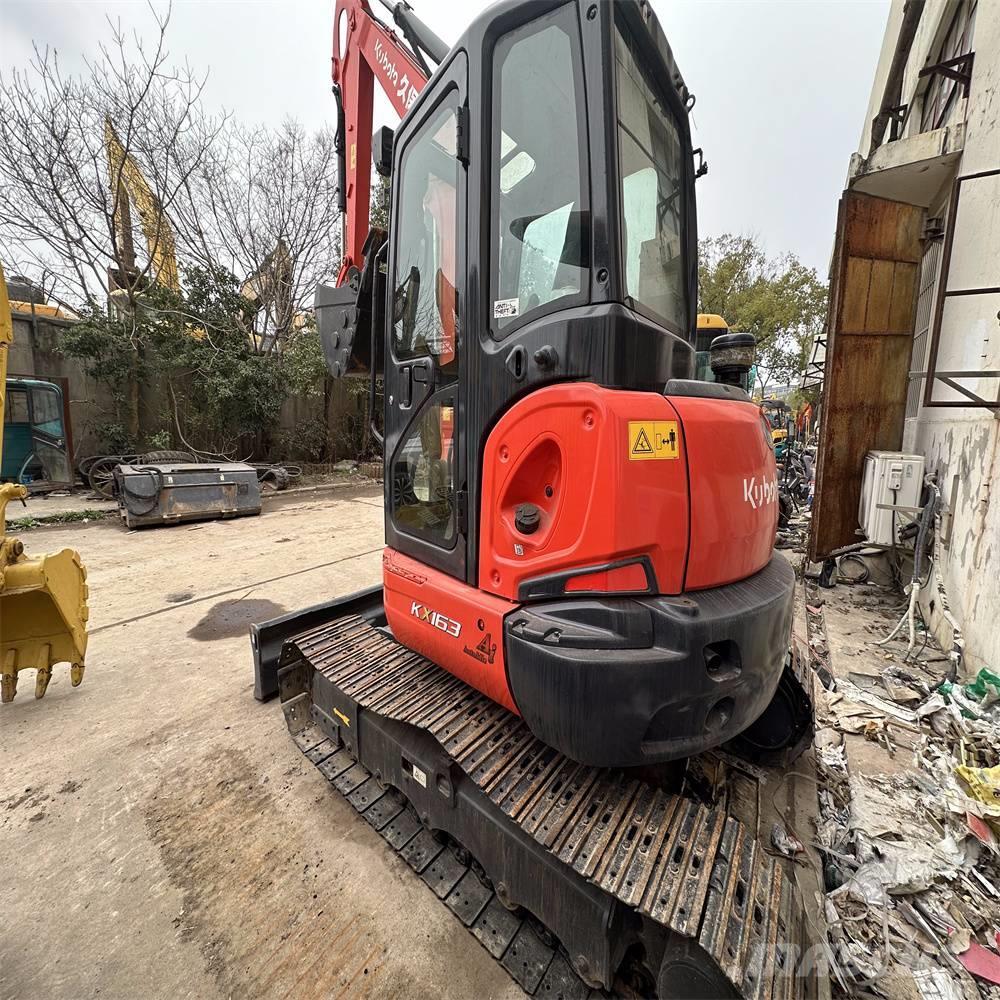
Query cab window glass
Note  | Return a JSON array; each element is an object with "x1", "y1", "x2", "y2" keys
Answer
[
  {"x1": 391, "y1": 396, "x2": 455, "y2": 545},
  {"x1": 30, "y1": 386, "x2": 64, "y2": 437},
  {"x1": 5, "y1": 389, "x2": 28, "y2": 424},
  {"x1": 392, "y1": 102, "x2": 459, "y2": 371},
  {"x1": 615, "y1": 14, "x2": 687, "y2": 332},
  {"x1": 492, "y1": 9, "x2": 588, "y2": 335}
]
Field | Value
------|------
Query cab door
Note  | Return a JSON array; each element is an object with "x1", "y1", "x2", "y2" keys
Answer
[
  {"x1": 2, "y1": 379, "x2": 72, "y2": 488},
  {"x1": 384, "y1": 54, "x2": 467, "y2": 581}
]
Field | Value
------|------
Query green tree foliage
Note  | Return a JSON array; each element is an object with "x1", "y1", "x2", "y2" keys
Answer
[
  {"x1": 369, "y1": 174, "x2": 391, "y2": 233},
  {"x1": 61, "y1": 265, "x2": 327, "y2": 455},
  {"x1": 698, "y1": 235, "x2": 828, "y2": 395}
]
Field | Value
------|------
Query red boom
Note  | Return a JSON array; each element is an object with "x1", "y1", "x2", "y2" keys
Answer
[{"x1": 331, "y1": 0, "x2": 429, "y2": 284}]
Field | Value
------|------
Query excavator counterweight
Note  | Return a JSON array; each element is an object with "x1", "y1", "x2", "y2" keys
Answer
[{"x1": 253, "y1": 1, "x2": 818, "y2": 994}]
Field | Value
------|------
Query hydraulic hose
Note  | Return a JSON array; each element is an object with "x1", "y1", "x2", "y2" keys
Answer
[{"x1": 120, "y1": 465, "x2": 165, "y2": 517}]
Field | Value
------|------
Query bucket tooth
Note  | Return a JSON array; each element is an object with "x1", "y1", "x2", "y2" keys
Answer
[
  {"x1": 35, "y1": 666, "x2": 52, "y2": 699},
  {"x1": 1, "y1": 650, "x2": 17, "y2": 704}
]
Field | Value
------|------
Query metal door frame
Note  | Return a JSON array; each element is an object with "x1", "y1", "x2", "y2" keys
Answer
[{"x1": 383, "y1": 51, "x2": 468, "y2": 581}]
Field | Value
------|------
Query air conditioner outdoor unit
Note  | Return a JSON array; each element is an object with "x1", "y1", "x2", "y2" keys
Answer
[{"x1": 858, "y1": 451, "x2": 925, "y2": 546}]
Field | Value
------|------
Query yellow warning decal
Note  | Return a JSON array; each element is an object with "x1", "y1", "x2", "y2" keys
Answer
[{"x1": 628, "y1": 421, "x2": 680, "y2": 461}]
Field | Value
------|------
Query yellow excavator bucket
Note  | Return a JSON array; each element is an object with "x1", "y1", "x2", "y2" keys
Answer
[
  {"x1": 1, "y1": 541, "x2": 89, "y2": 701},
  {"x1": 1, "y1": 262, "x2": 90, "y2": 703}
]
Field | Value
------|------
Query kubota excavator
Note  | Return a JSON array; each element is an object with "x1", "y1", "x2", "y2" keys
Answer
[{"x1": 252, "y1": 1, "x2": 817, "y2": 995}]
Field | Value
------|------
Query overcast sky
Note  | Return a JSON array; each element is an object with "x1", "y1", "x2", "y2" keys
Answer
[{"x1": 2, "y1": 0, "x2": 890, "y2": 276}]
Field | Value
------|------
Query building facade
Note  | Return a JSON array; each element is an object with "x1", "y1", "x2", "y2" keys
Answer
[{"x1": 821, "y1": 0, "x2": 997, "y2": 673}]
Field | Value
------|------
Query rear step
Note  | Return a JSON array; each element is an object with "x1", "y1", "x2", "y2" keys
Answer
[{"x1": 272, "y1": 612, "x2": 818, "y2": 999}]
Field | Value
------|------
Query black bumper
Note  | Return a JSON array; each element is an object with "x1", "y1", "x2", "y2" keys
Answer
[
  {"x1": 251, "y1": 585, "x2": 385, "y2": 701},
  {"x1": 504, "y1": 555, "x2": 795, "y2": 767}
]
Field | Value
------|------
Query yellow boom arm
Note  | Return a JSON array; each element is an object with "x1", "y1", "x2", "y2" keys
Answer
[{"x1": 104, "y1": 119, "x2": 180, "y2": 292}]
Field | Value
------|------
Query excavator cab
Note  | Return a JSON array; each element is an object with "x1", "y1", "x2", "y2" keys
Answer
[
  {"x1": 2, "y1": 377, "x2": 74, "y2": 489},
  {"x1": 380, "y1": 0, "x2": 695, "y2": 562}
]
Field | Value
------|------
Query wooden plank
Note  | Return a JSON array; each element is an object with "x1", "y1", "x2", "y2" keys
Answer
[
  {"x1": 843, "y1": 194, "x2": 922, "y2": 263},
  {"x1": 865, "y1": 259, "x2": 895, "y2": 332},
  {"x1": 894, "y1": 200, "x2": 925, "y2": 261},
  {"x1": 888, "y1": 262, "x2": 918, "y2": 334},
  {"x1": 809, "y1": 190, "x2": 924, "y2": 561},
  {"x1": 840, "y1": 258, "x2": 872, "y2": 334}
]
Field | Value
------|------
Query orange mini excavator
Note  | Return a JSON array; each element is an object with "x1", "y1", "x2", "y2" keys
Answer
[{"x1": 253, "y1": 2, "x2": 816, "y2": 995}]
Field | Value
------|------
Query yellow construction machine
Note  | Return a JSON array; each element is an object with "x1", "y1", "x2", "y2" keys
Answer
[
  {"x1": 0, "y1": 262, "x2": 89, "y2": 702},
  {"x1": 104, "y1": 118, "x2": 180, "y2": 294}
]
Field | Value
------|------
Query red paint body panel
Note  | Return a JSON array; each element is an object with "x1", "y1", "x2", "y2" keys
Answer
[
  {"x1": 383, "y1": 548, "x2": 518, "y2": 712},
  {"x1": 478, "y1": 384, "x2": 690, "y2": 599},
  {"x1": 674, "y1": 397, "x2": 778, "y2": 590},
  {"x1": 385, "y1": 387, "x2": 778, "y2": 718}
]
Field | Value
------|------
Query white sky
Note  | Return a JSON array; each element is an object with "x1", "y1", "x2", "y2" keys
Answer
[{"x1": 2, "y1": 0, "x2": 890, "y2": 275}]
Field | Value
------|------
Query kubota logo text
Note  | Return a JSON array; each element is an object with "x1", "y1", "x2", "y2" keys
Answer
[
  {"x1": 373, "y1": 39, "x2": 419, "y2": 110},
  {"x1": 410, "y1": 601, "x2": 462, "y2": 637},
  {"x1": 743, "y1": 475, "x2": 778, "y2": 510}
]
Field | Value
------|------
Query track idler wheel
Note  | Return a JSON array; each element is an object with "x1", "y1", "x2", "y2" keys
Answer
[
  {"x1": 657, "y1": 936, "x2": 739, "y2": 1000},
  {"x1": 725, "y1": 658, "x2": 814, "y2": 767}
]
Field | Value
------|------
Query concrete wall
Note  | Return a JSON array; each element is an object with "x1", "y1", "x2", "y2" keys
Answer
[
  {"x1": 851, "y1": 0, "x2": 999, "y2": 674},
  {"x1": 10, "y1": 308, "x2": 358, "y2": 467},
  {"x1": 858, "y1": 0, "x2": 977, "y2": 156},
  {"x1": 8, "y1": 310, "x2": 118, "y2": 460}
]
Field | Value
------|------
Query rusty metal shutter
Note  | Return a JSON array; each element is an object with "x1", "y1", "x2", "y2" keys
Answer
[{"x1": 809, "y1": 191, "x2": 924, "y2": 561}]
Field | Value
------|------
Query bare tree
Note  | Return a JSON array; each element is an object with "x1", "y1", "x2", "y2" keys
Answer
[
  {"x1": 172, "y1": 119, "x2": 341, "y2": 352},
  {"x1": 0, "y1": 3, "x2": 224, "y2": 309},
  {"x1": 0, "y1": 5, "x2": 341, "y2": 454}
]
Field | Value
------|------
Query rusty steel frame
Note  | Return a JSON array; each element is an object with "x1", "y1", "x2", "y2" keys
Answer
[
  {"x1": 922, "y1": 167, "x2": 1000, "y2": 410},
  {"x1": 917, "y1": 51, "x2": 974, "y2": 95}
]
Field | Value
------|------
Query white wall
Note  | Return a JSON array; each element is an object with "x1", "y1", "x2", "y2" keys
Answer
[{"x1": 857, "y1": 0, "x2": 1000, "y2": 675}]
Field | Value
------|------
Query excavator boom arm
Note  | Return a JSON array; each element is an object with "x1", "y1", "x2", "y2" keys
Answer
[
  {"x1": 104, "y1": 119, "x2": 180, "y2": 293},
  {"x1": 332, "y1": 0, "x2": 433, "y2": 282}
]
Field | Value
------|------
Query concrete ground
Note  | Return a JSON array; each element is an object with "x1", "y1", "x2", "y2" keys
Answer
[
  {"x1": 17, "y1": 489, "x2": 118, "y2": 519},
  {"x1": 14, "y1": 473, "x2": 369, "y2": 522},
  {"x1": 1, "y1": 484, "x2": 518, "y2": 1000}
]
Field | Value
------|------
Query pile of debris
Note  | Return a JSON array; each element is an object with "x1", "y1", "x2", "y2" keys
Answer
[{"x1": 806, "y1": 592, "x2": 1000, "y2": 999}]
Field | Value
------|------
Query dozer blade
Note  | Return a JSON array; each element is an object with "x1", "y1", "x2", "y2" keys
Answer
[
  {"x1": 263, "y1": 604, "x2": 820, "y2": 998},
  {"x1": 1, "y1": 547, "x2": 89, "y2": 702}
]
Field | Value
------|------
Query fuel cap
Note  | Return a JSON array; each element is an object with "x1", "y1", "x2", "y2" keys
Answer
[{"x1": 514, "y1": 503, "x2": 540, "y2": 535}]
